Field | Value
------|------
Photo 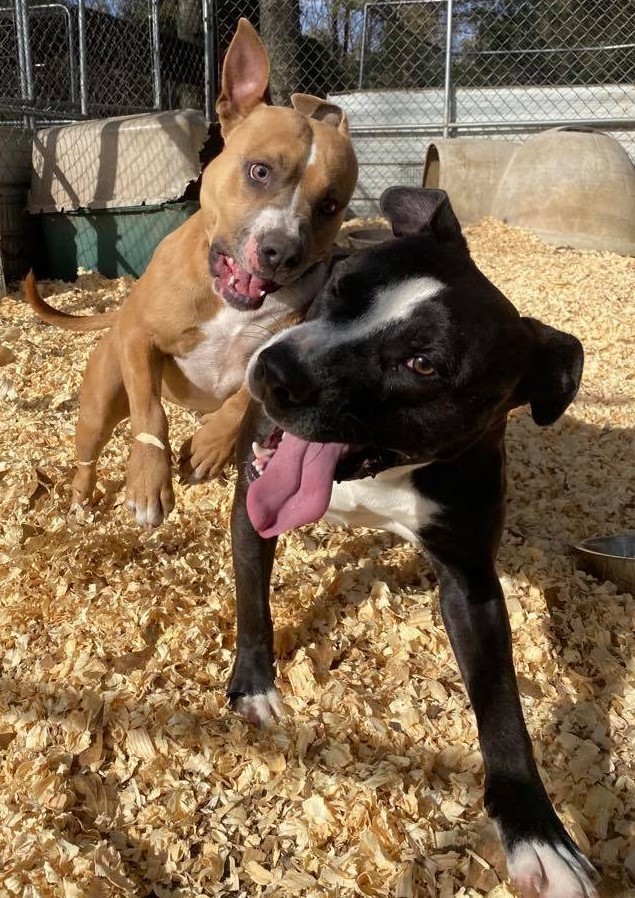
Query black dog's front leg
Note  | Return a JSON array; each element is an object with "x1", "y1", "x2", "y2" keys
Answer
[
  {"x1": 227, "y1": 410, "x2": 282, "y2": 726},
  {"x1": 425, "y1": 543, "x2": 597, "y2": 898}
]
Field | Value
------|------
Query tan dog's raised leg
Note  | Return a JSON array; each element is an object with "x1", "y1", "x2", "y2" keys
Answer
[
  {"x1": 179, "y1": 384, "x2": 251, "y2": 483},
  {"x1": 120, "y1": 328, "x2": 174, "y2": 528},
  {"x1": 72, "y1": 332, "x2": 129, "y2": 506}
]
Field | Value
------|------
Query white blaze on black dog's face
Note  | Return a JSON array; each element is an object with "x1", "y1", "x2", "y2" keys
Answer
[{"x1": 248, "y1": 188, "x2": 583, "y2": 463}]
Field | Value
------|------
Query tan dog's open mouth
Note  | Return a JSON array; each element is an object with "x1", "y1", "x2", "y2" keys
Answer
[{"x1": 210, "y1": 250, "x2": 281, "y2": 311}]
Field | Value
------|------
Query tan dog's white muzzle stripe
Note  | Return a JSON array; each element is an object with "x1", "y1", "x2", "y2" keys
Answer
[{"x1": 135, "y1": 432, "x2": 166, "y2": 451}]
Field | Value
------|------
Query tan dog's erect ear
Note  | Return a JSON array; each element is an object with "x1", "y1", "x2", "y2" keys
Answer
[
  {"x1": 290, "y1": 93, "x2": 350, "y2": 137},
  {"x1": 216, "y1": 18, "x2": 270, "y2": 137}
]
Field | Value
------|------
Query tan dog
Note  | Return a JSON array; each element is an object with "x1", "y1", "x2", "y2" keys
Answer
[{"x1": 25, "y1": 18, "x2": 358, "y2": 527}]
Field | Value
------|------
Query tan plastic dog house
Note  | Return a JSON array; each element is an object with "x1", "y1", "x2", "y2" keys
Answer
[
  {"x1": 28, "y1": 110, "x2": 209, "y2": 279},
  {"x1": 423, "y1": 127, "x2": 635, "y2": 256}
]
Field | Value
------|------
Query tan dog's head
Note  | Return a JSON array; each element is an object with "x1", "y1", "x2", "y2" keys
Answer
[{"x1": 200, "y1": 19, "x2": 358, "y2": 311}]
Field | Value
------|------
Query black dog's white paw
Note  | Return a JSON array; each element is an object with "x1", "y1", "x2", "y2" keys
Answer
[
  {"x1": 231, "y1": 688, "x2": 284, "y2": 727},
  {"x1": 507, "y1": 838, "x2": 598, "y2": 898}
]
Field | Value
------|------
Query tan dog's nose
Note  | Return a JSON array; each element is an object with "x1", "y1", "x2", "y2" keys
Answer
[{"x1": 258, "y1": 230, "x2": 305, "y2": 275}]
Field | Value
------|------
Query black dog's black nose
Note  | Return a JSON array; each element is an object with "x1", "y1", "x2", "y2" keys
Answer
[
  {"x1": 253, "y1": 343, "x2": 318, "y2": 409},
  {"x1": 258, "y1": 230, "x2": 304, "y2": 274}
]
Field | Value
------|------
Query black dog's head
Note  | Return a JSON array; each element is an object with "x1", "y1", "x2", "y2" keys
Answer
[{"x1": 245, "y1": 188, "x2": 583, "y2": 534}]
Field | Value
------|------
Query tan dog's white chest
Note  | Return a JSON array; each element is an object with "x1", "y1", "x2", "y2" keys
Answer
[
  {"x1": 173, "y1": 269, "x2": 325, "y2": 408},
  {"x1": 174, "y1": 305, "x2": 264, "y2": 403},
  {"x1": 325, "y1": 463, "x2": 439, "y2": 544}
]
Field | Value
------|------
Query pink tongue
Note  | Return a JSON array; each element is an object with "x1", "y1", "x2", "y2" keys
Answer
[
  {"x1": 247, "y1": 434, "x2": 346, "y2": 538},
  {"x1": 231, "y1": 262, "x2": 277, "y2": 300}
]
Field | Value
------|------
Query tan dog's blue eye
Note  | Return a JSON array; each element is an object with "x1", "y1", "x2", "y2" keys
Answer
[
  {"x1": 406, "y1": 357, "x2": 435, "y2": 376},
  {"x1": 320, "y1": 198, "x2": 338, "y2": 216},
  {"x1": 249, "y1": 163, "x2": 270, "y2": 183}
]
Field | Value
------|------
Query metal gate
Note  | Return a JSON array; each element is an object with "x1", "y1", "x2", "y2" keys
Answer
[{"x1": 0, "y1": 0, "x2": 211, "y2": 125}]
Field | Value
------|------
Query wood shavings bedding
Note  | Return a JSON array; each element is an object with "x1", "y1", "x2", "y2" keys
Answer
[{"x1": 0, "y1": 225, "x2": 634, "y2": 898}]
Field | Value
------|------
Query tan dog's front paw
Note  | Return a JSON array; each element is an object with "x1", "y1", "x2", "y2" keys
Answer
[
  {"x1": 126, "y1": 447, "x2": 174, "y2": 527},
  {"x1": 178, "y1": 425, "x2": 235, "y2": 484},
  {"x1": 72, "y1": 463, "x2": 98, "y2": 507}
]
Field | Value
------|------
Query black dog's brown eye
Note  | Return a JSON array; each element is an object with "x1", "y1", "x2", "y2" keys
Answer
[
  {"x1": 249, "y1": 163, "x2": 270, "y2": 183},
  {"x1": 320, "y1": 197, "x2": 338, "y2": 216},
  {"x1": 406, "y1": 356, "x2": 436, "y2": 377}
]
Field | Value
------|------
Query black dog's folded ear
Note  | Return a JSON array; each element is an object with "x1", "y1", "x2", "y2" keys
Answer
[
  {"x1": 516, "y1": 318, "x2": 584, "y2": 426},
  {"x1": 379, "y1": 187, "x2": 466, "y2": 247}
]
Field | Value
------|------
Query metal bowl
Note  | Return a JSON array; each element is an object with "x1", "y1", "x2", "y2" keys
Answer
[
  {"x1": 347, "y1": 227, "x2": 393, "y2": 249},
  {"x1": 571, "y1": 534, "x2": 635, "y2": 593}
]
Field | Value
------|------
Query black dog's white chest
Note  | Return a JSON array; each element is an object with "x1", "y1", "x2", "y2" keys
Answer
[{"x1": 324, "y1": 463, "x2": 439, "y2": 543}]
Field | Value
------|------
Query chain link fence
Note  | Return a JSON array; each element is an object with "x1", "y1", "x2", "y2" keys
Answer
[
  {"x1": 0, "y1": 0, "x2": 206, "y2": 120},
  {"x1": 0, "y1": 0, "x2": 209, "y2": 287},
  {"x1": 1, "y1": 0, "x2": 635, "y2": 284},
  {"x1": 329, "y1": 0, "x2": 635, "y2": 212}
]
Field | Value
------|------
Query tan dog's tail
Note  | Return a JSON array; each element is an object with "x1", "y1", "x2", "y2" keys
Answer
[{"x1": 23, "y1": 271, "x2": 118, "y2": 332}]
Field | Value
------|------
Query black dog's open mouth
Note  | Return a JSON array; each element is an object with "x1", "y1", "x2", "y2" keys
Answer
[
  {"x1": 210, "y1": 251, "x2": 281, "y2": 311},
  {"x1": 246, "y1": 426, "x2": 406, "y2": 538}
]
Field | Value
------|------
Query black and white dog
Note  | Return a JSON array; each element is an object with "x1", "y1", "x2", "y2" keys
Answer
[{"x1": 228, "y1": 188, "x2": 596, "y2": 898}]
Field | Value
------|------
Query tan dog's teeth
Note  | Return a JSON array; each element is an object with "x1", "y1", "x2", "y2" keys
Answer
[
  {"x1": 229, "y1": 275, "x2": 237, "y2": 287},
  {"x1": 259, "y1": 289, "x2": 266, "y2": 298},
  {"x1": 227, "y1": 257, "x2": 234, "y2": 266}
]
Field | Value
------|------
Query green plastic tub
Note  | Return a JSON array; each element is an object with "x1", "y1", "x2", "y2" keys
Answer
[
  {"x1": 28, "y1": 110, "x2": 209, "y2": 281},
  {"x1": 40, "y1": 201, "x2": 199, "y2": 281}
]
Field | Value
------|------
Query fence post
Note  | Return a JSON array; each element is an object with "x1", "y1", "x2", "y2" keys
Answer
[
  {"x1": 150, "y1": 0, "x2": 162, "y2": 109},
  {"x1": 14, "y1": 0, "x2": 34, "y2": 128},
  {"x1": 77, "y1": 0, "x2": 88, "y2": 116},
  {"x1": 358, "y1": 3, "x2": 369, "y2": 90},
  {"x1": 202, "y1": 0, "x2": 215, "y2": 121},
  {"x1": 442, "y1": 0, "x2": 454, "y2": 138},
  {"x1": 64, "y1": 6, "x2": 77, "y2": 106}
]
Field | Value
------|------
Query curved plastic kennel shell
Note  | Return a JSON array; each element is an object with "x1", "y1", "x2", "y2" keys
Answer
[
  {"x1": 492, "y1": 127, "x2": 635, "y2": 255},
  {"x1": 422, "y1": 137, "x2": 516, "y2": 226},
  {"x1": 423, "y1": 128, "x2": 635, "y2": 256}
]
